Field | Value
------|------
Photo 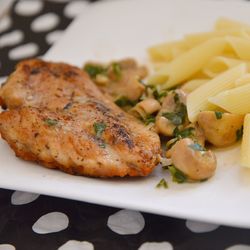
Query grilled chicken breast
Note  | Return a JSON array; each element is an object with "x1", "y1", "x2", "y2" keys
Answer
[{"x1": 0, "y1": 59, "x2": 161, "y2": 177}]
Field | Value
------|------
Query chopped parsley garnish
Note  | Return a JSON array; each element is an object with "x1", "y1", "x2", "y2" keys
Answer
[
  {"x1": 153, "y1": 89, "x2": 167, "y2": 101},
  {"x1": 174, "y1": 92, "x2": 180, "y2": 103},
  {"x1": 236, "y1": 126, "x2": 243, "y2": 141},
  {"x1": 112, "y1": 63, "x2": 122, "y2": 79},
  {"x1": 84, "y1": 64, "x2": 106, "y2": 78},
  {"x1": 63, "y1": 102, "x2": 72, "y2": 110},
  {"x1": 146, "y1": 85, "x2": 167, "y2": 101},
  {"x1": 44, "y1": 118, "x2": 58, "y2": 126},
  {"x1": 162, "y1": 112, "x2": 183, "y2": 126},
  {"x1": 173, "y1": 127, "x2": 194, "y2": 139},
  {"x1": 168, "y1": 165, "x2": 187, "y2": 183},
  {"x1": 188, "y1": 143, "x2": 206, "y2": 151},
  {"x1": 156, "y1": 178, "x2": 168, "y2": 189},
  {"x1": 215, "y1": 111, "x2": 223, "y2": 120},
  {"x1": 200, "y1": 178, "x2": 208, "y2": 182},
  {"x1": 115, "y1": 96, "x2": 136, "y2": 107},
  {"x1": 99, "y1": 142, "x2": 106, "y2": 148},
  {"x1": 166, "y1": 138, "x2": 179, "y2": 150},
  {"x1": 144, "y1": 115, "x2": 156, "y2": 125},
  {"x1": 94, "y1": 122, "x2": 106, "y2": 138},
  {"x1": 162, "y1": 103, "x2": 187, "y2": 126}
]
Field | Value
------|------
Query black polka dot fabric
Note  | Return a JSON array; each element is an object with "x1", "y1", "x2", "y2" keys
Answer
[{"x1": 1, "y1": 1, "x2": 250, "y2": 250}]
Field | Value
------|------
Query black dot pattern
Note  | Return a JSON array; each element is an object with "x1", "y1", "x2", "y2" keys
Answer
[
  {"x1": 1, "y1": 1, "x2": 250, "y2": 250},
  {"x1": 0, "y1": 0, "x2": 96, "y2": 77}
]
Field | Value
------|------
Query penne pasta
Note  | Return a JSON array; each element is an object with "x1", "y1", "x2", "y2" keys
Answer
[
  {"x1": 215, "y1": 17, "x2": 250, "y2": 32},
  {"x1": 235, "y1": 73, "x2": 250, "y2": 86},
  {"x1": 226, "y1": 36, "x2": 250, "y2": 60},
  {"x1": 148, "y1": 38, "x2": 227, "y2": 88},
  {"x1": 181, "y1": 79, "x2": 208, "y2": 93},
  {"x1": 241, "y1": 114, "x2": 250, "y2": 168},
  {"x1": 184, "y1": 29, "x2": 250, "y2": 48},
  {"x1": 148, "y1": 40, "x2": 188, "y2": 62},
  {"x1": 202, "y1": 56, "x2": 250, "y2": 78},
  {"x1": 187, "y1": 64, "x2": 247, "y2": 122},
  {"x1": 209, "y1": 82, "x2": 250, "y2": 114}
]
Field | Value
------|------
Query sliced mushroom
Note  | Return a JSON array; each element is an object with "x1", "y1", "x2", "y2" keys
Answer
[
  {"x1": 156, "y1": 116, "x2": 177, "y2": 136},
  {"x1": 165, "y1": 122, "x2": 205, "y2": 158},
  {"x1": 161, "y1": 89, "x2": 187, "y2": 111},
  {"x1": 130, "y1": 98, "x2": 161, "y2": 120},
  {"x1": 185, "y1": 123, "x2": 205, "y2": 147},
  {"x1": 168, "y1": 138, "x2": 216, "y2": 181},
  {"x1": 197, "y1": 111, "x2": 244, "y2": 147},
  {"x1": 155, "y1": 90, "x2": 188, "y2": 136},
  {"x1": 84, "y1": 58, "x2": 147, "y2": 102}
]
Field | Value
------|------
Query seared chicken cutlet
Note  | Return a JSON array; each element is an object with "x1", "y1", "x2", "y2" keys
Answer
[
  {"x1": 0, "y1": 59, "x2": 104, "y2": 110},
  {"x1": 0, "y1": 59, "x2": 161, "y2": 177}
]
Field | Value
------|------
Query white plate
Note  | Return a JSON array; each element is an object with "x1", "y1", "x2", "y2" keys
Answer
[{"x1": 2, "y1": 0, "x2": 250, "y2": 228}]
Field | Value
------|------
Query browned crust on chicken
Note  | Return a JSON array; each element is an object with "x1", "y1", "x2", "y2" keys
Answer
[
  {"x1": 0, "y1": 59, "x2": 103, "y2": 110},
  {"x1": 0, "y1": 59, "x2": 161, "y2": 177}
]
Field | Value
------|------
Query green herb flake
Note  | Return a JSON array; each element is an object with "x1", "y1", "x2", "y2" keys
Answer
[
  {"x1": 153, "y1": 89, "x2": 167, "y2": 101},
  {"x1": 146, "y1": 85, "x2": 167, "y2": 101},
  {"x1": 115, "y1": 96, "x2": 136, "y2": 107},
  {"x1": 156, "y1": 178, "x2": 168, "y2": 189},
  {"x1": 188, "y1": 143, "x2": 206, "y2": 151},
  {"x1": 94, "y1": 122, "x2": 106, "y2": 138},
  {"x1": 162, "y1": 112, "x2": 183, "y2": 126},
  {"x1": 166, "y1": 138, "x2": 179, "y2": 150},
  {"x1": 162, "y1": 165, "x2": 169, "y2": 170},
  {"x1": 162, "y1": 103, "x2": 187, "y2": 126},
  {"x1": 99, "y1": 142, "x2": 106, "y2": 148},
  {"x1": 174, "y1": 92, "x2": 180, "y2": 104},
  {"x1": 173, "y1": 127, "x2": 194, "y2": 139},
  {"x1": 112, "y1": 63, "x2": 122, "y2": 79},
  {"x1": 200, "y1": 178, "x2": 208, "y2": 182},
  {"x1": 236, "y1": 126, "x2": 243, "y2": 141},
  {"x1": 139, "y1": 79, "x2": 146, "y2": 85},
  {"x1": 168, "y1": 165, "x2": 187, "y2": 183},
  {"x1": 215, "y1": 111, "x2": 223, "y2": 120},
  {"x1": 144, "y1": 115, "x2": 156, "y2": 125},
  {"x1": 44, "y1": 118, "x2": 58, "y2": 126},
  {"x1": 63, "y1": 102, "x2": 72, "y2": 110},
  {"x1": 84, "y1": 64, "x2": 106, "y2": 78}
]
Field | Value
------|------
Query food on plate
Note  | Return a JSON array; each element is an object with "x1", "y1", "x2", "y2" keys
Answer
[
  {"x1": 83, "y1": 60, "x2": 217, "y2": 182},
  {"x1": 84, "y1": 58, "x2": 147, "y2": 107},
  {"x1": 241, "y1": 114, "x2": 250, "y2": 167},
  {"x1": 147, "y1": 17, "x2": 250, "y2": 177},
  {"x1": 0, "y1": 59, "x2": 105, "y2": 111},
  {"x1": 197, "y1": 111, "x2": 244, "y2": 147},
  {"x1": 155, "y1": 89, "x2": 188, "y2": 137},
  {"x1": 2, "y1": 17, "x2": 250, "y2": 183},
  {"x1": 186, "y1": 64, "x2": 246, "y2": 122},
  {"x1": 167, "y1": 138, "x2": 216, "y2": 181},
  {"x1": 0, "y1": 59, "x2": 161, "y2": 177}
]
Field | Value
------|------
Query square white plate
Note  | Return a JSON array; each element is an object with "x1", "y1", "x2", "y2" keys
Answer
[{"x1": 2, "y1": 0, "x2": 250, "y2": 228}]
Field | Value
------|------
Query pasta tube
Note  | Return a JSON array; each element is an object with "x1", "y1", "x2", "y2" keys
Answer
[
  {"x1": 181, "y1": 79, "x2": 208, "y2": 93},
  {"x1": 209, "y1": 82, "x2": 250, "y2": 114},
  {"x1": 148, "y1": 40, "x2": 187, "y2": 62},
  {"x1": 148, "y1": 38, "x2": 227, "y2": 88},
  {"x1": 241, "y1": 114, "x2": 250, "y2": 168},
  {"x1": 215, "y1": 17, "x2": 250, "y2": 32},
  {"x1": 184, "y1": 29, "x2": 250, "y2": 48},
  {"x1": 235, "y1": 73, "x2": 250, "y2": 86},
  {"x1": 187, "y1": 64, "x2": 247, "y2": 122},
  {"x1": 226, "y1": 36, "x2": 250, "y2": 60},
  {"x1": 202, "y1": 56, "x2": 250, "y2": 78}
]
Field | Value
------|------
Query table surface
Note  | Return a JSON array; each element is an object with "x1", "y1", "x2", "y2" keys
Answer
[{"x1": 1, "y1": 1, "x2": 250, "y2": 250}]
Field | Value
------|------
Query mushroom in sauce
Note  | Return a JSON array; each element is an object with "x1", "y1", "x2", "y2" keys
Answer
[
  {"x1": 197, "y1": 111, "x2": 244, "y2": 147},
  {"x1": 168, "y1": 138, "x2": 216, "y2": 181}
]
